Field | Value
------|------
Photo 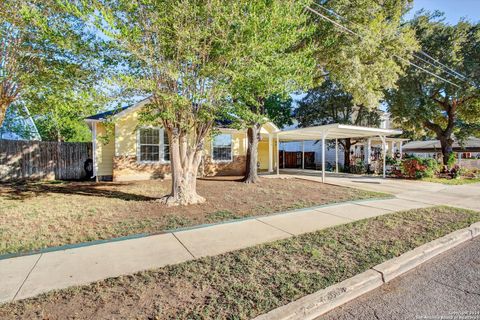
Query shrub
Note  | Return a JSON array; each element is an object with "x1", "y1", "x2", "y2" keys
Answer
[
  {"x1": 447, "y1": 153, "x2": 457, "y2": 168},
  {"x1": 400, "y1": 157, "x2": 439, "y2": 179},
  {"x1": 421, "y1": 158, "x2": 439, "y2": 178},
  {"x1": 350, "y1": 159, "x2": 367, "y2": 174},
  {"x1": 401, "y1": 158, "x2": 426, "y2": 179}
]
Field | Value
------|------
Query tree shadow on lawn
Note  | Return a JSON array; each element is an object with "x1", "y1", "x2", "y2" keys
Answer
[{"x1": 0, "y1": 181, "x2": 159, "y2": 202}]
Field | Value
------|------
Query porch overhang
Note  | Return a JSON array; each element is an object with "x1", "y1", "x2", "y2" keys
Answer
[
  {"x1": 277, "y1": 124, "x2": 402, "y2": 141},
  {"x1": 274, "y1": 124, "x2": 403, "y2": 182}
]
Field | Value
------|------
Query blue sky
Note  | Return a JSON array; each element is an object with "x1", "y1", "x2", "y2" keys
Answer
[{"x1": 407, "y1": 0, "x2": 480, "y2": 24}]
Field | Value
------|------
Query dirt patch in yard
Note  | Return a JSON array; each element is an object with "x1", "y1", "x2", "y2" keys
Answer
[
  {"x1": 0, "y1": 177, "x2": 386, "y2": 255},
  {"x1": 1, "y1": 206, "x2": 478, "y2": 319}
]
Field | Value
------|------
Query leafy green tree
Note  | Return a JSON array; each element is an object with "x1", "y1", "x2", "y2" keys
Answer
[
  {"x1": 264, "y1": 95, "x2": 295, "y2": 129},
  {"x1": 230, "y1": 0, "x2": 417, "y2": 183},
  {"x1": 386, "y1": 12, "x2": 480, "y2": 165},
  {"x1": 226, "y1": 0, "x2": 317, "y2": 183},
  {"x1": 313, "y1": 0, "x2": 418, "y2": 107},
  {"x1": 65, "y1": 0, "x2": 258, "y2": 205},
  {"x1": 0, "y1": 0, "x2": 106, "y2": 132},
  {"x1": 295, "y1": 80, "x2": 380, "y2": 171}
]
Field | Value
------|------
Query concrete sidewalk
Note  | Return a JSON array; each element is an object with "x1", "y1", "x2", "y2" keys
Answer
[
  {"x1": 275, "y1": 170, "x2": 480, "y2": 212},
  {"x1": 0, "y1": 197, "x2": 432, "y2": 304}
]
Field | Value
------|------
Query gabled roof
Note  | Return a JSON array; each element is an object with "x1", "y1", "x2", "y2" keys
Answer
[
  {"x1": 403, "y1": 137, "x2": 480, "y2": 151},
  {"x1": 85, "y1": 98, "x2": 280, "y2": 133},
  {"x1": 85, "y1": 97, "x2": 151, "y2": 121},
  {"x1": 0, "y1": 105, "x2": 41, "y2": 141},
  {"x1": 85, "y1": 105, "x2": 132, "y2": 120}
]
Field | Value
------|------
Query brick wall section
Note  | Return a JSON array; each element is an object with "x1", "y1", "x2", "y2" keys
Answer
[
  {"x1": 113, "y1": 155, "x2": 246, "y2": 181},
  {"x1": 202, "y1": 155, "x2": 246, "y2": 177}
]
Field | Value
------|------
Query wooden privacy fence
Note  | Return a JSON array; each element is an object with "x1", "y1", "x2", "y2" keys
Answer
[{"x1": 0, "y1": 140, "x2": 92, "y2": 181}]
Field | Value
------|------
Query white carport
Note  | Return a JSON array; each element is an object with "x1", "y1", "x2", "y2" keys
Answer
[{"x1": 275, "y1": 124, "x2": 402, "y2": 182}]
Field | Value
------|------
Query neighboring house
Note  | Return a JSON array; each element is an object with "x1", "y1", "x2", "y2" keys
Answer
[
  {"x1": 0, "y1": 105, "x2": 41, "y2": 141},
  {"x1": 86, "y1": 98, "x2": 280, "y2": 181},
  {"x1": 403, "y1": 137, "x2": 480, "y2": 168}
]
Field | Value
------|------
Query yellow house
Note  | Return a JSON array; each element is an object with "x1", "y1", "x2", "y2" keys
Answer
[{"x1": 85, "y1": 98, "x2": 280, "y2": 181}]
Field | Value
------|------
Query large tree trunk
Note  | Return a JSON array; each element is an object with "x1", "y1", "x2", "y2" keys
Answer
[
  {"x1": 343, "y1": 138, "x2": 352, "y2": 173},
  {"x1": 161, "y1": 130, "x2": 205, "y2": 206},
  {"x1": 0, "y1": 103, "x2": 7, "y2": 127},
  {"x1": 243, "y1": 123, "x2": 261, "y2": 183},
  {"x1": 439, "y1": 135, "x2": 454, "y2": 167}
]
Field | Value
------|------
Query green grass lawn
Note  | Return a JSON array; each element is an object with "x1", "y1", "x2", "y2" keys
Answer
[
  {"x1": 0, "y1": 178, "x2": 388, "y2": 256},
  {"x1": 421, "y1": 177, "x2": 480, "y2": 185},
  {"x1": 1, "y1": 206, "x2": 478, "y2": 319}
]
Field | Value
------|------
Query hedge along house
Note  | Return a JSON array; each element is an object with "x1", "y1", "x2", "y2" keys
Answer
[{"x1": 85, "y1": 98, "x2": 281, "y2": 181}]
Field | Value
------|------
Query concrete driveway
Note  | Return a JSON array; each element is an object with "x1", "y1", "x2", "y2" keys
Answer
[
  {"x1": 274, "y1": 169, "x2": 480, "y2": 212},
  {"x1": 320, "y1": 237, "x2": 480, "y2": 320}
]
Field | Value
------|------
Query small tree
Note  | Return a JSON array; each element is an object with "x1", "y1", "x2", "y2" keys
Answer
[
  {"x1": 226, "y1": 0, "x2": 317, "y2": 183},
  {"x1": 295, "y1": 80, "x2": 380, "y2": 171},
  {"x1": 70, "y1": 0, "x2": 250, "y2": 205},
  {"x1": 386, "y1": 12, "x2": 480, "y2": 166}
]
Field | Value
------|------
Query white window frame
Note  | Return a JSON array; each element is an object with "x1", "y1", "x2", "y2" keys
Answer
[
  {"x1": 137, "y1": 126, "x2": 170, "y2": 164},
  {"x1": 211, "y1": 133, "x2": 233, "y2": 163}
]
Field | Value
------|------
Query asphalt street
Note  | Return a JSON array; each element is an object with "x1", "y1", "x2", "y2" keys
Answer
[{"x1": 321, "y1": 237, "x2": 480, "y2": 320}]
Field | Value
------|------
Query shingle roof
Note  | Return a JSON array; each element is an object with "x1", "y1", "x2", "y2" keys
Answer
[
  {"x1": 403, "y1": 137, "x2": 480, "y2": 151},
  {"x1": 85, "y1": 105, "x2": 132, "y2": 120},
  {"x1": 85, "y1": 100, "x2": 236, "y2": 129}
]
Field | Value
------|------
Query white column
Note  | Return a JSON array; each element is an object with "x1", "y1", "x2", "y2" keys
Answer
[
  {"x1": 399, "y1": 141, "x2": 403, "y2": 159},
  {"x1": 366, "y1": 138, "x2": 371, "y2": 165},
  {"x1": 302, "y1": 140, "x2": 305, "y2": 170},
  {"x1": 268, "y1": 134, "x2": 273, "y2": 173},
  {"x1": 335, "y1": 138, "x2": 338, "y2": 173},
  {"x1": 321, "y1": 132, "x2": 327, "y2": 183},
  {"x1": 276, "y1": 135, "x2": 280, "y2": 175},
  {"x1": 92, "y1": 122, "x2": 98, "y2": 180},
  {"x1": 380, "y1": 135, "x2": 386, "y2": 178}
]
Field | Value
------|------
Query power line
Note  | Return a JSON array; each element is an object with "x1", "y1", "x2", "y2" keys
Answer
[
  {"x1": 311, "y1": 2, "x2": 467, "y2": 82},
  {"x1": 305, "y1": 5, "x2": 461, "y2": 88},
  {"x1": 417, "y1": 50, "x2": 468, "y2": 80},
  {"x1": 312, "y1": 1, "x2": 474, "y2": 85},
  {"x1": 308, "y1": 2, "x2": 475, "y2": 86}
]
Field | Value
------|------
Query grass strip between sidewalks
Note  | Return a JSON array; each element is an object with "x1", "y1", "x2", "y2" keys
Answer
[{"x1": 1, "y1": 206, "x2": 479, "y2": 319}]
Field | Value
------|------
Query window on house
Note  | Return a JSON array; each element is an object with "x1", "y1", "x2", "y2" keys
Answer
[
  {"x1": 139, "y1": 128, "x2": 160, "y2": 162},
  {"x1": 212, "y1": 134, "x2": 232, "y2": 161},
  {"x1": 163, "y1": 130, "x2": 170, "y2": 161},
  {"x1": 138, "y1": 128, "x2": 170, "y2": 162}
]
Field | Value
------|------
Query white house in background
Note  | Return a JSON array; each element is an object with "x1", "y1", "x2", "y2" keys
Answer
[
  {"x1": 403, "y1": 137, "x2": 480, "y2": 160},
  {"x1": 279, "y1": 111, "x2": 404, "y2": 169},
  {"x1": 0, "y1": 105, "x2": 41, "y2": 141}
]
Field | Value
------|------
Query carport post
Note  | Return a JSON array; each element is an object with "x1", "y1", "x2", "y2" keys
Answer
[
  {"x1": 276, "y1": 134, "x2": 280, "y2": 175},
  {"x1": 379, "y1": 135, "x2": 386, "y2": 178},
  {"x1": 302, "y1": 140, "x2": 305, "y2": 169},
  {"x1": 321, "y1": 131, "x2": 328, "y2": 183},
  {"x1": 335, "y1": 138, "x2": 338, "y2": 173},
  {"x1": 268, "y1": 134, "x2": 273, "y2": 173}
]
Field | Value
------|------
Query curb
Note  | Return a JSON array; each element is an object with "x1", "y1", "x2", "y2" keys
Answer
[
  {"x1": 254, "y1": 270, "x2": 383, "y2": 320},
  {"x1": 253, "y1": 222, "x2": 479, "y2": 320}
]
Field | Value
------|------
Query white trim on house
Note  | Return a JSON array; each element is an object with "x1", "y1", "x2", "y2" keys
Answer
[
  {"x1": 211, "y1": 133, "x2": 234, "y2": 163},
  {"x1": 92, "y1": 122, "x2": 98, "y2": 179},
  {"x1": 136, "y1": 126, "x2": 170, "y2": 164}
]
